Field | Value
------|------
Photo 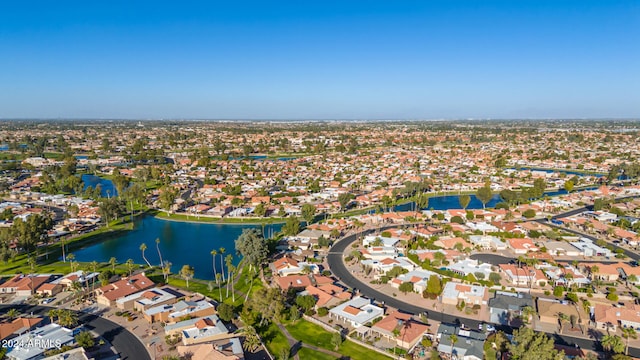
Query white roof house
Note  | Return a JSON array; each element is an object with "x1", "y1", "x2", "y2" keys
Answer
[
  {"x1": 180, "y1": 315, "x2": 230, "y2": 345},
  {"x1": 329, "y1": 296, "x2": 384, "y2": 328},
  {"x1": 362, "y1": 235, "x2": 401, "y2": 248},
  {"x1": 6, "y1": 324, "x2": 77, "y2": 360},
  {"x1": 447, "y1": 259, "x2": 492, "y2": 279},
  {"x1": 468, "y1": 235, "x2": 507, "y2": 250}
]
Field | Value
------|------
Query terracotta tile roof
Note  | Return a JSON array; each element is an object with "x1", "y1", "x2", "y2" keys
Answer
[{"x1": 343, "y1": 306, "x2": 361, "y2": 316}]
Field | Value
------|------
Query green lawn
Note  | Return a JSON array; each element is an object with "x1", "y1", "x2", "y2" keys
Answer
[
  {"x1": 257, "y1": 322, "x2": 290, "y2": 357},
  {"x1": 154, "y1": 211, "x2": 287, "y2": 225},
  {"x1": 285, "y1": 320, "x2": 391, "y2": 360},
  {"x1": 297, "y1": 347, "x2": 337, "y2": 360}
]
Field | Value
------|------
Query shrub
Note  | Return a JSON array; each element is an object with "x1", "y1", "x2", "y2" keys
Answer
[
  {"x1": 553, "y1": 286, "x2": 565, "y2": 297},
  {"x1": 317, "y1": 307, "x2": 329, "y2": 317}
]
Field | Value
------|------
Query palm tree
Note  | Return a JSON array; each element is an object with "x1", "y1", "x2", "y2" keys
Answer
[
  {"x1": 57, "y1": 309, "x2": 78, "y2": 328},
  {"x1": 228, "y1": 263, "x2": 236, "y2": 303},
  {"x1": 6, "y1": 308, "x2": 20, "y2": 320},
  {"x1": 590, "y1": 265, "x2": 600, "y2": 282},
  {"x1": 622, "y1": 327, "x2": 637, "y2": 355},
  {"x1": 125, "y1": 259, "x2": 135, "y2": 277},
  {"x1": 521, "y1": 306, "x2": 536, "y2": 325},
  {"x1": 155, "y1": 238, "x2": 164, "y2": 268},
  {"x1": 558, "y1": 312, "x2": 570, "y2": 333},
  {"x1": 109, "y1": 257, "x2": 117, "y2": 272},
  {"x1": 449, "y1": 334, "x2": 458, "y2": 359},
  {"x1": 47, "y1": 309, "x2": 59, "y2": 323},
  {"x1": 180, "y1": 264, "x2": 195, "y2": 288},
  {"x1": 71, "y1": 281, "x2": 83, "y2": 296},
  {"x1": 139, "y1": 243, "x2": 151, "y2": 268},
  {"x1": 215, "y1": 273, "x2": 223, "y2": 301},
  {"x1": 67, "y1": 253, "x2": 76, "y2": 272},
  {"x1": 225, "y1": 254, "x2": 233, "y2": 298},
  {"x1": 601, "y1": 334, "x2": 625, "y2": 355},
  {"x1": 210, "y1": 249, "x2": 218, "y2": 279},
  {"x1": 241, "y1": 325, "x2": 261, "y2": 352},
  {"x1": 90, "y1": 261, "x2": 98, "y2": 290},
  {"x1": 162, "y1": 261, "x2": 172, "y2": 283},
  {"x1": 219, "y1": 247, "x2": 226, "y2": 282}
]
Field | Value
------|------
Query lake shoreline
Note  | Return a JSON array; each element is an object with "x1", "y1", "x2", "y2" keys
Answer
[{"x1": 152, "y1": 210, "x2": 288, "y2": 225}]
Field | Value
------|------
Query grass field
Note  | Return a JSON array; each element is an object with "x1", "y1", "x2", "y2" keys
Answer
[
  {"x1": 257, "y1": 322, "x2": 290, "y2": 358},
  {"x1": 296, "y1": 347, "x2": 337, "y2": 360},
  {"x1": 154, "y1": 211, "x2": 287, "y2": 225},
  {"x1": 285, "y1": 320, "x2": 391, "y2": 360}
]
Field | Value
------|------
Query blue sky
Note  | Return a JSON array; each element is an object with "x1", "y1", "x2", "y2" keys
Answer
[{"x1": 1, "y1": 0, "x2": 638, "y2": 119}]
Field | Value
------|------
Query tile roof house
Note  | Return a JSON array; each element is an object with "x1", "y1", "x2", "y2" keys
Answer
[
  {"x1": 498, "y1": 264, "x2": 547, "y2": 287},
  {"x1": 0, "y1": 317, "x2": 43, "y2": 341},
  {"x1": 144, "y1": 299, "x2": 216, "y2": 324},
  {"x1": 95, "y1": 273, "x2": 155, "y2": 307},
  {"x1": 441, "y1": 282, "x2": 489, "y2": 306},
  {"x1": 537, "y1": 298, "x2": 580, "y2": 327},
  {"x1": 177, "y1": 337, "x2": 245, "y2": 360},
  {"x1": 0, "y1": 274, "x2": 51, "y2": 297},
  {"x1": 506, "y1": 238, "x2": 538, "y2": 254},
  {"x1": 370, "y1": 311, "x2": 429, "y2": 350},
  {"x1": 594, "y1": 303, "x2": 640, "y2": 332}
]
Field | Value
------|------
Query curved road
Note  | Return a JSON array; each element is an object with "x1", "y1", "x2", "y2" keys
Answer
[
  {"x1": 327, "y1": 231, "x2": 640, "y2": 357},
  {"x1": 0, "y1": 304, "x2": 150, "y2": 360}
]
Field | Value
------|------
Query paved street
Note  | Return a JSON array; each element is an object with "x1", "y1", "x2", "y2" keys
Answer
[
  {"x1": 327, "y1": 230, "x2": 640, "y2": 358},
  {"x1": 0, "y1": 304, "x2": 150, "y2": 360}
]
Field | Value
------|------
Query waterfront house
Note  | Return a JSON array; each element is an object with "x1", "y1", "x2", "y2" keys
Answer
[
  {"x1": 370, "y1": 311, "x2": 429, "y2": 350},
  {"x1": 329, "y1": 296, "x2": 384, "y2": 328},
  {"x1": 95, "y1": 273, "x2": 155, "y2": 307}
]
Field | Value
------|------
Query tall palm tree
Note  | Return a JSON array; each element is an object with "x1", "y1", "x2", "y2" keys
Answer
[
  {"x1": 90, "y1": 261, "x2": 98, "y2": 290},
  {"x1": 219, "y1": 247, "x2": 226, "y2": 282},
  {"x1": 216, "y1": 273, "x2": 223, "y2": 301},
  {"x1": 601, "y1": 334, "x2": 625, "y2": 355},
  {"x1": 210, "y1": 249, "x2": 218, "y2": 279},
  {"x1": 558, "y1": 312, "x2": 569, "y2": 333},
  {"x1": 139, "y1": 243, "x2": 151, "y2": 268},
  {"x1": 67, "y1": 253, "x2": 76, "y2": 272},
  {"x1": 622, "y1": 327, "x2": 637, "y2": 355},
  {"x1": 155, "y1": 238, "x2": 164, "y2": 268},
  {"x1": 521, "y1": 306, "x2": 536, "y2": 325},
  {"x1": 126, "y1": 259, "x2": 135, "y2": 277},
  {"x1": 228, "y1": 263, "x2": 236, "y2": 303},
  {"x1": 180, "y1": 264, "x2": 194, "y2": 288},
  {"x1": 109, "y1": 257, "x2": 117, "y2": 272},
  {"x1": 225, "y1": 254, "x2": 233, "y2": 298},
  {"x1": 449, "y1": 334, "x2": 458, "y2": 359},
  {"x1": 162, "y1": 261, "x2": 172, "y2": 283}
]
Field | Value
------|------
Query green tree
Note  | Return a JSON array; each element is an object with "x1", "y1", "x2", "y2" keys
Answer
[
  {"x1": 125, "y1": 259, "x2": 135, "y2": 277},
  {"x1": 109, "y1": 257, "x2": 117, "y2": 272},
  {"x1": 301, "y1": 203, "x2": 316, "y2": 224},
  {"x1": 180, "y1": 264, "x2": 195, "y2": 288},
  {"x1": 399, "y1": 281, "x2": 414, "y2": 294},
  {"x1": 6, "y1": 308, "x2": 20, "y2": 320},
  {"x1": 338, "y1": 192, "x2": 353, "y2": 212},
  {"x1": 476, "y1": 184, "x2": 493, "y2": 209},
  {"x1": 522, "y1": 209, "x2": 536, "y2": 219},
  {"x1": 235, "y1": 229, "x2": 268, "y2": 271},
  {"x1": 240, "y1": 325, "x2": 261, "y2": 353},
  {"x1": 295, "y1": 294, "x2": 317, "y2": 312},
  {"x1": 331, "y1": 332, "x2": 343, "y2": 351},
  {"x1": 458, "y1": 194, "x2": 471, "y2": 210},
  {"x1": 602, "y1": 334, "x2": 625, "y2": 355},
  {"x1": 564, "y1": 180, "x2": 574, "y2": 193},
  {"x1": 282, "y1": 216, "x2": 300, "y2": 236},
  {"x1": 217, "y1": 303, "x2": 234, "y2": 322},
  {"x1": 508, "y1": 326, "x2": 564, "y2": 360},
  {"x1": 75, "y1": 331, "x2": 95, "y2": 349},
  {"x1": 423, "y1": 275, "x2": 443, "y2": 298},
  {"x1": 622, "y1": 328, "x2": 637, "y2": 356}
]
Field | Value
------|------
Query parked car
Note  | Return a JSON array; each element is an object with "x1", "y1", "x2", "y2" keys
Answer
[{"x1": 41, "y1": 298, "x2": 55, "y2": 304}]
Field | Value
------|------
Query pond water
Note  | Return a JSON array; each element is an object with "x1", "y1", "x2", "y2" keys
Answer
[
  {"x1": 81, "y1": 174, "x2": 117, "y2": 197},
  {"x1": 73, "y1": 216, "x2": 282, "y2": 280}
]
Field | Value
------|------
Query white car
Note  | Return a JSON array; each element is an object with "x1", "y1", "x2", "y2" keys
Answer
[{"x1": 41, "y1": 298, "x2": 55, "y2": 304}]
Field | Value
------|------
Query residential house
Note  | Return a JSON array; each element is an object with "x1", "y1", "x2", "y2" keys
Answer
[
  {"x1": 446, "y1": 259, "x2": 492, "y2": 279},
  {"x1": 5, "y1": 323, "x2": 78, "y2": 360},
  {"x1": 177, "y1": 338, "x2": 244, "y2": 360},
  {"x1": 95, "y1": 273, "x2": 155, "y2": 307},
  {"x1": 361, "y1": 257, "x2": 416, "y2": 276},
  {"x1": 144, "y1": 299, "x2": 215, "y2": 324},
  {"x1": 488, "y1": 291, "x2": 533, "y2": 325},
  {"x1": 391, "y1": 270, "x2": 440, "y2": 294},
  {"x1": 594, "y1": 303, "x2": 640, "y2": 332},
  {"x1": 329, "y1": 296, "x2": 384, "y2": 328},
  {"x1": 0, "y1": 274, "x2": 51, "y2": 297},
  {"x1": 441, "y1": 282, "x2": 489, "y2": 306},
  {"x1": 537, "y1": 298, "x2": 580, "y2": 326},
  {"x1": 370, "y1": 311, "x2": 429, "y2": 350},
  {"x1": 436, "y1": 324, "x2": 486, "y2": 360},
  {"x1": 542, "y1": 241, "x2": 582, "y2": 257},
  {"x1": 468, "y1": 235, "x2": 507, "y2": 251},
  {"x1": 0, "y1": 317, "x2": 43, "y2": 341},
  {"x1": 499, "y1": 264, "x2": 547, "y2": 287},
  {"x1": 507, "y1": 238, "x2": 538, "y2": 254},
  {"x1": 116, "y1": 287, "x2": 180, "y2": 311}
]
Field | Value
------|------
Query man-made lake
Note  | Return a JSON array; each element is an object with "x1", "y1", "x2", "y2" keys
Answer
[
  {"x1": 73, "y1": 216, "x2": 282, "y2": 280},
  {"x1": 82, "y1": 174, "x2": 117, "y2": 197}
]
